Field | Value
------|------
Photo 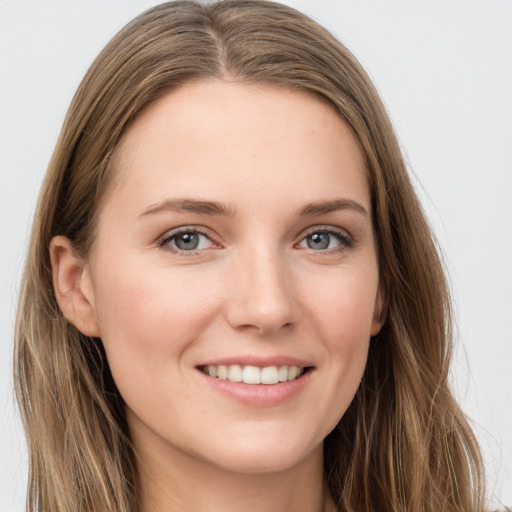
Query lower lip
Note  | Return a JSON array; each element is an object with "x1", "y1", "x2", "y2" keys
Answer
[{"x1": 197, "y1": 369, "x2": 312, "y2": 407}]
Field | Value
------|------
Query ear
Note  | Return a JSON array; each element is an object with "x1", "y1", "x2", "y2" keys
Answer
[
  {"x1": 49, "y1": 236, "x2": 100, "y2": 337},
  {"x1": 370, "y1": 285, "x2": 386, "y2": 336}
]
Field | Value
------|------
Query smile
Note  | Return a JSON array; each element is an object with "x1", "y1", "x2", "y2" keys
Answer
[{"x1": 201, "y1": 364, "x2": 306, "y2": 385}]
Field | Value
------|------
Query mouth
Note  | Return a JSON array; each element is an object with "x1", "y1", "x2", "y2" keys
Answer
[{"x1": 198, "y1": 364, "x2": 312, "y2": 385}]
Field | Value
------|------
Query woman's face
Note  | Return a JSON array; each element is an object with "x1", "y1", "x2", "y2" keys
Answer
[{"x1": 83, "y1": 80, "x2": 383, "y2": 474}]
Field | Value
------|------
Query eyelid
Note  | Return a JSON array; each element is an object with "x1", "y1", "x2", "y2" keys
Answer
[
  {"x1": 158, "y1": 226, "x2": 221, "y2": 255},
  {"x1": 296, "y1": 225, "x2": 355, "y2": 252}
]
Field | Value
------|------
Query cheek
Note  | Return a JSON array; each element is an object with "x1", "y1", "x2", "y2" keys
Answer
[
  {"x1": 92, "y1": 260, "x2": 221, "y2": 375},
  {"x1": 307, "y1": 264, "x2": 379, "y2": 343},
  {"x1": 91, "y1": 262, "x2": 227, "y2": 431},
  {"x1": 302, "y1": 266, "x2": 377, "y2": 425}
]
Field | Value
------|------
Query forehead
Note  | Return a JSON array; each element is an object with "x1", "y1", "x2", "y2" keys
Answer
[{"x1": 108, "y1": 79, "x2": 369, "y2": 216}]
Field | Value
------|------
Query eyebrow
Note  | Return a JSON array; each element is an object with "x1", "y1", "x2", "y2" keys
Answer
[
  {"x1": 139, "y1": 197, "x2": 368, "y2": 218},
  {"x1": 297, "y1": 199, "x2": 368, "y2": 217},
  {"x1": 139, "y1": 198, "x2": 236, "y2": 217}
]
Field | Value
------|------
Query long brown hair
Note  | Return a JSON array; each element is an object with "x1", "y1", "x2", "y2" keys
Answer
[{"x1": 14, "y1": 1, "x2": 485, "y2": 510}]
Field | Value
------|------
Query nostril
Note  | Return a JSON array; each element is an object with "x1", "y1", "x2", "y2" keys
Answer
[{"x1": 224, "y1": 266, "x2": 300, "y2": 335}]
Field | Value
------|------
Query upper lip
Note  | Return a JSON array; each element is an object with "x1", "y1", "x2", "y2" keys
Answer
[{"x1": 196, "y1": 355, "x2": 314, "y2": 368}]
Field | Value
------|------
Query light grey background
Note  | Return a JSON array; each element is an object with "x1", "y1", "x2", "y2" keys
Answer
[{"x1": 1, "y1": 1, "x2": 510, "y2": 510}]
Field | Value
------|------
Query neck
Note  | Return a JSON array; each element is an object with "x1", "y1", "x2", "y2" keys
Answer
[{"x1": 135, "y1": 434, "x2": 335, "y2": 512}]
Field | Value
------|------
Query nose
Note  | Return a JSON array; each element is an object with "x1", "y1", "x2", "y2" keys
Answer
[{"x1": 224, "y1": 246, "x2": 300, "y2": 336}]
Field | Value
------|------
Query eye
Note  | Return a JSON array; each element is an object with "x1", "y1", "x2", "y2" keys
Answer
[
  {"x1": 160, "y1": 228, "x2": 215, "y2": 253},
  {"x1": 297, "y1": 227, "x2": 353, "y2": 252}
]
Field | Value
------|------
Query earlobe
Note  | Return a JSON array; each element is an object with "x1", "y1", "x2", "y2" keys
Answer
[
  {"x1": 370, "y1": 286, "x2": 386, "y2": 336},
  {"x1": 49, "y1": 236, "x2": 100, "y2": 337}
]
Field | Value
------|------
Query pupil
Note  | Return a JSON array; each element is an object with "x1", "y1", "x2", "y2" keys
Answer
[
  {"x1": 176, "y1": 232, "x2": 199, "y2": 250},
  {"x1": 308, "y1": 232, "x2": 329, "y2": 250}
]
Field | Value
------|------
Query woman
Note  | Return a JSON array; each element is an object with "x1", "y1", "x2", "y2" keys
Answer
[{"x1": 14, "y1": 1, "x2": 487, "y2": 511}]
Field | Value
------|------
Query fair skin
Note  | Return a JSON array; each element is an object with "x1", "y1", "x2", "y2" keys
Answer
[{"x1": 51, "y1": 80, "x2": 383, "y2": 512}]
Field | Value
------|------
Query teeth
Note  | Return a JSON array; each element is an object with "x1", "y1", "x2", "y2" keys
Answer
[
  {"x1": 242, "y1": 365, "x2": 261, "y2": 384},
  {"x1": 278, "y1": 365, "x2": 288, "y2": 382},
  {"x1": 203, "y1": 364, "x2": 305, "y2": 384},
  {"x1": 217, "y1": 365, "x2": 228, "y2": 380},
  {"x1": 288, "y1": 366, "x2": 299, "y2": 380},
  {"x1": 261, "y1": 366, "x2": 279, "y2": 384},
  {"x1": 227, "y1": 364, "x2": 243, "y2": 382}
]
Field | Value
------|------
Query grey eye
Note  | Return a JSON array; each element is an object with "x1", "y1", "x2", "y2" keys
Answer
[
  {"x1": 174, "y1": 232, "x2": 200, "y2": 250},
  {"x1": 164, "y1": 230, "x2": 214, "y2": 252},
  {"x1": 306, "y1": 232, "x2": 332, "y2": 250},
  {"x1": 298, "y1": 229, "x2": 351, "y2": 252}
]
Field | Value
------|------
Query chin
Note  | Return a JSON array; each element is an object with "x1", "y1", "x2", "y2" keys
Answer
[{"x1": 193, "y1": 427, "x2": 324, "y2": 475}]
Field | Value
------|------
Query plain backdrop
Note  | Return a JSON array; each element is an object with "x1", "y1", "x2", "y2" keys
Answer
[{"x1": 0, "y1": 1, "x2": 510, "y2": 510}]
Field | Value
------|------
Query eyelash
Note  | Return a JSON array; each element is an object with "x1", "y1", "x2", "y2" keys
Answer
[
  {"x1": 297, "y1": 226, "x2": 355, "y2": 254},
  {"x1": 158, "y1": 227, "x2": 217, "y2": 256},
  {"x1": 158, "y1": 225, "x2": 354, "y2": 257}
]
